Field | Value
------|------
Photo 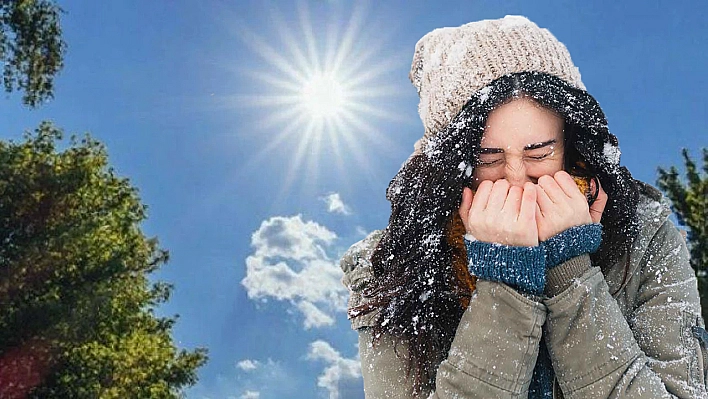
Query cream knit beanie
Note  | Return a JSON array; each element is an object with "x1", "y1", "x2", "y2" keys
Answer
[{"x1": 411, "y1": 15, "x2": 585, "y2": 146}]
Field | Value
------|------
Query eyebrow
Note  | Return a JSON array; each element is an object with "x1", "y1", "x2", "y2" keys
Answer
[
  {"x1": 524, "y1": 139, "x2": 557, "y2": 151},
  {"x1": 479, "y1": 139, "x2": 557, "y2": 154},
  {"x1": 479, "y1": 147, "x2": 504, "y2": 154}
]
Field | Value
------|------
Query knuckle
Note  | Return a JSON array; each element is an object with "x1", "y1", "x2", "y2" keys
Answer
[{"x1": 555, "y1": 170, "x2": 569, "y2": 179}]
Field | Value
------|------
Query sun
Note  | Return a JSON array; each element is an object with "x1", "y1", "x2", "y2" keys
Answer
[
  {"x1": 232, "y1": 2, "x2": 403, "y2": 196},
  {"x1": 300, "y1": 73, "x2": 347, "y2": 121}
]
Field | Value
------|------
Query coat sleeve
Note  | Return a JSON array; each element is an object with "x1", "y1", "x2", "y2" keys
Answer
[
  {"x1": 431, "y1": 280, "x2": 547, "y2": 398},
  {"x1": 543, "y1": 220, "x2": 707, "y2": 398},
  {"x1": 350, "y1": 268, "x2": 546, "y2": 397}
]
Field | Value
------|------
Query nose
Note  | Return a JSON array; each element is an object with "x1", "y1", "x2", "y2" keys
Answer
[{"x1": 505, "y1": 159, "x2": 532, "y2": 187}]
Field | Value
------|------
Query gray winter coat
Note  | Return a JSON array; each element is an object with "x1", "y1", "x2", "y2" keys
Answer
[{"x1": 341, "y1": 183, "x2": 707, "y2": 398}]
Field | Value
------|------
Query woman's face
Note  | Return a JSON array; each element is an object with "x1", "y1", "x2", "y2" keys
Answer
[{"x1": 473, "y1": 97, "x2": 565, "y2": 188}]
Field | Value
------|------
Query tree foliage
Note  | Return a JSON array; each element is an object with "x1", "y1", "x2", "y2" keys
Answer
[
  {"x1": 657, "y1": 148, "x2": 708, "y2": 319},
  {"x1": 0, "y1": 0, "x2": 65, "y2": 107},
  {"x1": 0, "y1": 122, "x2": 207, "y2": 398}
]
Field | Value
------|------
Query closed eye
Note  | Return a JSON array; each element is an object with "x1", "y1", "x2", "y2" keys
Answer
[
  {"x1": 526, "y1": 151, "x2": 554, "y2": 161},
  {"x1": 477, "y1": 159, "x2": 503, "y2": 167}
]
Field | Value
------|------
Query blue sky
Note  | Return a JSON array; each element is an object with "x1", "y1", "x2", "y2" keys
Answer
[{"x1": 1, "y1": 1, "x2": 707, "y2": 398}]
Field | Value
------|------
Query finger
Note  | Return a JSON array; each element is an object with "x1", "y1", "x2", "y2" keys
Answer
[
  {"x1": 535, "y1": 184, "x2": 554, "y2": 215},
  {"x1": 519, "y1": 182, "x2": 537, "y2": 223},
  {"x1": 535, "y1": 203, "x2": 548, "y2": 242},
  {"x1": 486, "y1": 179, "x2": 510, "y2": 212},
  {"x1": 503, "y1": 186, "x2": 523, "y2": 215},
  {"x1": 537, "y1": 174, "x2": 565, "y2": 204},
  {"x1": 535, "y1": 202, "x2": 543, "y2": 223},
  {"x1": 554, "y1": 170, "x2": 585, "y2": 200},
  {"x1": 589, "y1": 181, "x2": 608, "y2": 224},
  {"x1": 459, "y1": 187, "x2": 474, "y2": 230},
  {"x1": 470, "y1": 180, "x2": 493, "y2": 215},
  {"x1": 460, "y1": 187, "x2": 473, "y2": 213}
]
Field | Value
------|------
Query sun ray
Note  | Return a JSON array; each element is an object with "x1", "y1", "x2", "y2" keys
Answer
[
  {"x1": 328, "y1": 116, "x2": 352, "y2": 176},
  {"x1": 346, "y1": 100, "x2": 403, "y2": 122},
  {"x1": 331, "y1": 4, "x2": 366, "y2": 73},
  {"x1": 228, "y1": 94, "x2": 299, "y2": 109},
  {"x1": 235, "y1": 24, "x2": 310, "y2": 84},
  {"x1": 242, "y1": 70, "x2": 304, "y2": 93},
  {"x1": 239, "y1": 114, "x2": 309, "y2": 175},
  {"x1": 280, "y1": 117, "x2": 320, "y2": 194},
  {"x1": 298, "y1": 2, "x2": 322, "y2": 75},
  {"x1": 270, "y1": 7, "x2": 314, "y2": 81},
  {"x1": 323, "y1": 15, "x2": 340, "y2": 73}
]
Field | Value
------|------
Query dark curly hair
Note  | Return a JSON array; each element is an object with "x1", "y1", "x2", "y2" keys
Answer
[{"x1": 357, "y1": 72, "x2": 641, "y2": 395}]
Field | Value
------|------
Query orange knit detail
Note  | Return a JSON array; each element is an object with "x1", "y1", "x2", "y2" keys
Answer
[{"x1": 447, "y1": 213, "x2": 476, "y2": 309}]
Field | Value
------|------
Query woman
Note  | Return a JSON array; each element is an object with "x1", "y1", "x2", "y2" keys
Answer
[{"x1": 340, "y1": 16, "x2": 707, "y2": 398}]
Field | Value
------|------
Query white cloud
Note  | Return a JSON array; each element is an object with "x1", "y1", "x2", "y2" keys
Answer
[
  {"x1": 242, "y1": 215, "x2": 348, "y2": 329},
  {"x1": 307, "y1": 340, "x2": 362, "y2": 399},
  {"x1": 191, "y1": 358, "x2": 297, "y2": 399},
  {"x1": 250, "y1": 214, "x2": 336, "y2": 261},
  {"x1": 240, "y1": 390, "x2": 260, "y2": 399},
  {"x1": 297, "y1": 300, "x2": 335, "y2": 329},
  {"x1": 322, "y1": 193, "x2": 352, "y2": 215},
  {"x1": 236, "y1": 359, "x2": 260, "y2": 371}
]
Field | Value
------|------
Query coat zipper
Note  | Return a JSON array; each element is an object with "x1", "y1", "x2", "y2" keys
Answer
[
  {"x1": 693, "y1": 325, "x2": 708, "y2": 383},
  {"x1": 552, "y1": 377, "x2": 559, "y2": 399}
]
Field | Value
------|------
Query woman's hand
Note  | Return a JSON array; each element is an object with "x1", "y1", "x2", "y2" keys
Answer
[
  {"x1": 459, "y1": 180, "x2": 539, "y2": 246},
  {"x1": 589, "y1": 180, "x2": 608, "y2": 224},
  {"x1": 535, "y1": 171, "x2": 605, "y2": 241}
]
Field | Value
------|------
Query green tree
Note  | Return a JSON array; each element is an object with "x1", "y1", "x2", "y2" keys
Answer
[
  {"x1": 657, "y1": 148, "x2": 708, "y2": 320},
  {"x1": 0, "y1": 0, "x2": 65, "y2": 107},
  {"x1": 0, "y1": 122, "x2": 207, "y2": 398}
]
